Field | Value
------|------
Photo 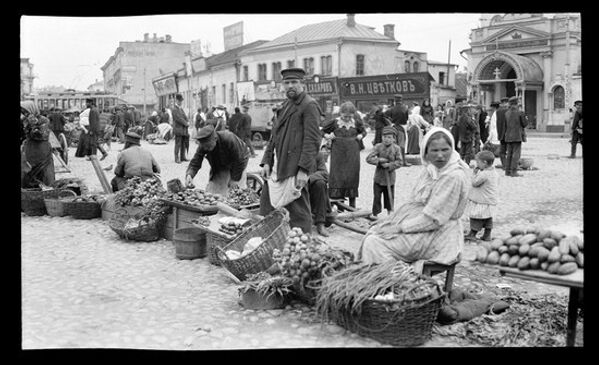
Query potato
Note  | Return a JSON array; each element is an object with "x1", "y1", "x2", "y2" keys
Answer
[
  {"x1": 547, "y1": 247, "x2": 561, "y2": 263},
  {"x1": 542, "y1": 238, "x2": 558, "y2": 250},
  {"x1": 486, "y1": 251, "x2": 500, "y2": 265},
  {"x1": 517, "y1": 257, "x2": 530, "y2": 270},
  {"x1": 530, "y1": 242, "x2": 545, "y2": 250},
  {"x1": 558, "y1": 239, "x2": 570, "y2": 255},
  {"x1": 557, "y1": 262, "x2": 577, "y2": 275},
  {"x1": 476, "y1": 247, "x2": 489, "y2": 263},
  {"x1": 540, "y1": 262, "x2": 549, "y2": 271},
  {"x1": 518, "y1": 244, "x2": 530, "y2": 257},
  {"x1": 560, "y1": 254, "x2": 576, "y2": 263},
  {"x1": 499, "y1": 253, "x2": 511, "y2": 266},
  {"x1": 575, "y1": 252, "x2": 584, "y2": 268},
  {"x1": 508, "y1": 245, "x2": 520, "y2": 255},
  {"x1": 518, "y1": 233, "x2": 537, "y2": 246},
  {"x1": 510, "y1": 227, "x2": 526, "y2": 236},
  {"x1": 537, "y1": 229, "x2": 551, "y2": 240},
  {"x1": 550, "y1": 230, "x2": 566, "y2": 242},
  {"x1": 506, "y1": 235, "x2": 522, "y2": 246},
  {"x1": 547, "y1": 262, "x2": 561, "y2": 274},
  {"x1": 576, "y1": 237, "x2": 584, "y2": 251},
  {"x1": 536, "y1": 247, "x2": 550, "y2": 262},
  {"x1": 498, "y1": 246, "x2": 509, "y2": 255},
  {"x1": 567, "y1": 239, "x2": 579, "y2": 256},
  {"x1": 529, "y1": 258, "x2": 540, "y2": 270},
  {"x1": 490, "y1": 238, "x2": 504, "y2": 250},
  {"x1": 508, "y1": 255, "x2": 520, "y2": 268},
  {"x1": 525, "y1": 226, "x2": 539, "y2": 234}
]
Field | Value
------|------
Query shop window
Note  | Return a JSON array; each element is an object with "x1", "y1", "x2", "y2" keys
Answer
[
  {"x1": 287, "y1": 60, "x2": 295, "y2": 68},
  {"x1": 413, "y1": 62, "x2": 419, "y2": 72},
  {"x1": 405, "y1": 60, "x2": 411, "y2": 73},
  {"x1": 243, "y1": 65, "x2": 249, "y2": 81},
  {"x1": 272, "y1": 62, "x2": 282, "y2": 81},
  {"x1": 553, "y1": 86, "x2": 565, "y2": 110},
  {"x1": 258, "y1": 64, "x2": 267, "y2": 81},
  {"x1": 356, "y1": 55, "x2": 365, "y2": 76},
  {"x1": 303, "y1": 57, "x2": 314, "y2": 76}
]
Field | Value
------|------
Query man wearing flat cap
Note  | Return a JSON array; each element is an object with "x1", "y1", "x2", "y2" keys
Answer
[
  {"x1": 172, "y1": 94, "x2": 190, "y2": 163},
  {"x1": 503, "y1": 96, "x2": 528, "y2": 177},
  {"x1": 111, "y1": 131, "x2": 160, "y2": 192},
  {"x1": 185, "y1": 124, "x2": 249, "y2": 196},
  {"x1": 259, "y1": 67, "x2": 322, "y2": 234}
]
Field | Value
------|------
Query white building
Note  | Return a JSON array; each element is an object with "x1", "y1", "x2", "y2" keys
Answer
[{"x1": 462, "y1": 13, "x2": 581, "y2": 132}]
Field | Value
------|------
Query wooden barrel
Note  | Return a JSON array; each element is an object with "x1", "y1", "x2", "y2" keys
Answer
[{"x1": 173, "y1": 227, "x2": 207, "y2": 260}]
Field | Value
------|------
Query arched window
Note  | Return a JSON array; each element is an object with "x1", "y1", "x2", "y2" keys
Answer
[
  {"x1": 553, "y1": 86, "x2": 565, "y2": 110},
  {"x1": 413, "y1": 62, "x2": 419, "y2": 72},
  {"x1": 405, "y1": 60, "x2": 411, "y2": 73}
]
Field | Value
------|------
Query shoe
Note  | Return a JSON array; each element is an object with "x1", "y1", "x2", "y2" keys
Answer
[
  {"x1": 480, "y1": 229, "x2": 492, "y2": 241},
  {"x1": 316, "y1": 223, "x2": 329, "y2": 237},
  {"x1": 464, "y1": 230, "x2": 479, "y2": 241},
  {"x1": 100, "y1": 153, "x2": 108, "y2": 161},
  {"x1": 181, "y1": 158, "x2": 189, "y2": 162},
  {"x1": 511, "y1": 173, "x2": 523, "y2": 177}
]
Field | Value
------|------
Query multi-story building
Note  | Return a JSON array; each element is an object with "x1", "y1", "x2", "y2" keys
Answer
[
  {"x1": 101, "y1": 33, "x2": 189, "y2": 115},
  {"x1": 462, "y1": 13, "x2": 581, "y2": 132},
  {"x1": 427, "y1": 60, "x2": 458, "y2": 107},
  {"x1": 21, "y1": 58, "x2": 35, "y2": 99}
]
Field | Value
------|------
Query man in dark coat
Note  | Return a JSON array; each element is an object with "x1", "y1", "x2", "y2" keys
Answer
[
  {"x1": 456, "y1": 105, "x2": 477, "y2": 164},
  {"x1": 48, "y1": 108, "x2": 66, "y2": 139},
  {"x1": 240, "y1": 105, "x2": 256, "y2": 157},
  {"x1": 495, "y1": 97, "x2": 510, "y2": 169},
  {"x1": 259, "y1": 67, "x2": 322, "y2": 234},
  {"x1": 87, "y1": 99, "x2": 109, "y2": 160},
  {"x1": 569, "y1": 100, "x2": 582, "y2": 158},
  {"x1": 478, "y1": 105, "x2": 489, "y2": 146},
  {"x1": 124, "y1": 106, "x2": 135, "y2": 132},
  {"x1": 504, "y1": 96, "x2": 528, "y2": 177},
  {"x1": 227, "y1": 107, "x2": 243, "y2": 137},
  {"x1": 185, "y1": 124, "x2": 249, "y2": 196},
  {"x1": 309, "y1": 151, "x2": 333, "y2": 237},
  {"x1": 172, "y1": 93, "x2": 190, "y2": 163},
  {"x1": 384, "y1": 94, "x2": 408, "y2": 165},
  {"x1": 114, "y1": 106, "x2": 126, "y2": 143}
]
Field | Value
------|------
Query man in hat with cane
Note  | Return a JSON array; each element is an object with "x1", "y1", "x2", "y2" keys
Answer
[
  {"x1": 259, "y1": 67, "x2": 322, "y2": 234},
  {"x1": 172, "y1": 93, "x2": 190, "y2": 163},
  {"x1": 184, "y1": 124, "x2": 249, "y2": 196},
  {"x1": 111, "y1": 131, "x2": 161, "y2": 192}
]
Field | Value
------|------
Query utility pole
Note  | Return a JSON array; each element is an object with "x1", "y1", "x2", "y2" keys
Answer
[
  {"x1": 143, "y1": 67, "x2": 147, "y2": 117},
  {"x1": 447, "y1": 39, "x2": 451, "y2": 87}
]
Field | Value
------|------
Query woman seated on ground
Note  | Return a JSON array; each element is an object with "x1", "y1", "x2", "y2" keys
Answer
[
  {"x1": 111, "y1": 132, "x2": 161, "y2": 192},
  {"x1": 21, "y1": 101, "x2": 55, "y2": 188},
  {"x1": 358, "y1": 127, "x2": 471, "y2": 273}
]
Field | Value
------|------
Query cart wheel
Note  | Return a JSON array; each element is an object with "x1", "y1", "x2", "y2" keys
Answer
[
  {"x1": 59, "y1": 133, "x2": 69, "y2": 164},
  {"x1": 246, "y1": 172, "x2": 263, "y2": 196}
]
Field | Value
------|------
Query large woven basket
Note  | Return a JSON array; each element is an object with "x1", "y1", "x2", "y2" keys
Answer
[
  {"x1": 21, "y1": 188, "x2": 66, "y2": 216},
  {"x1": 44, "y1": 190, "x2": 78, "y2": 217},
  {"x1": 108, "y1": 208, "x2": 166, "y2": 242},
  {"x1": 333, "y1": 278, "x2": 445, "y2": 347},
  {"x1": 206, "y1": 230, "x2": 235, "y2": 266},
  {"x1": 217, "y1": 209, "x2": 290, "y2": 281},
  {"x1": 64, "y1": 199, "x2": 102, "y2": 219}
]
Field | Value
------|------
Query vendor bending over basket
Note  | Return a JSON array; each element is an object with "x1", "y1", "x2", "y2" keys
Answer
[
  {"x1": 111, "y1": 131, "x2": 161, "y2": 192},
  {"x1": 358, "y1": 127, "x2": 471, "y2": 273}
]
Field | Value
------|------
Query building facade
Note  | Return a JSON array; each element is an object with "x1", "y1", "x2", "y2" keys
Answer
[
  {"x1": 21, "y1": 58, "x2": 35, "y2": 99},
  {"x1": 462, "y1": 13, "x2": 581, "y2": 132},
  {"x1": 101, "y1": 33, "x2": 190, "y2": 116},
  {"x1": 427, "y1": 61, "x2": 458, "y2": 107}
]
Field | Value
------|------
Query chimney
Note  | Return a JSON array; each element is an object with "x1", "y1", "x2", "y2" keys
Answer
[
  {"x1": 383, "y1": 24, "x2": 395, "y2": 39},
  {"x1": 144, "y1": 33, "x2": 149, "y2": 42},
  {"x1": 153, "y1": 33, "x2": 157, "y2": 42},
  {"x1": 165, "y1": 34, "x2": 172, "y2": 42},
  {"x1": 347, "y1": 14, "x2": 356, "y2": 27}
]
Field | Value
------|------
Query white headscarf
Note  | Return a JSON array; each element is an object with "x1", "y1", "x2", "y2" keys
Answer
[{"x1": 419, "y1": 127, "x2": 470, "y2": 181}]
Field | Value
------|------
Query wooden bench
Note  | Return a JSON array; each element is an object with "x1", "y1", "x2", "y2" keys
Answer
[{"x1": 422, "y1": 256, "x2": 460, "y2": 293}]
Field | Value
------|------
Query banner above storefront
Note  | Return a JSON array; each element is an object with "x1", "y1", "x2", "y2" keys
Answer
[
  {"x1": 339, "y1": 72, "x2": 433, "y2": 101},
  {"x1": 152, "y1": 74, "x2": 178, "y2": 96},
  {"x1": 305, "y1": 76, "x2": 338, "y2": 96}
]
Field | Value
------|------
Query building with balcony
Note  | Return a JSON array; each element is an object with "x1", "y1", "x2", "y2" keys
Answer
[
  {"x1": 462, "y1": 13, "x2": 581, "y2": 132},
  {"x1": 101, "y1": 33, "x2": 190, "y2": 115}
]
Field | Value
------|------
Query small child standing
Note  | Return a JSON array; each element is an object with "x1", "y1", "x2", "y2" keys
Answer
[
  {"x1": 464, "y1": 150, "x2": 499, "y2": 241},
  {"x1": 366, "y1": 126, "x2": 403, "y2": 219}
]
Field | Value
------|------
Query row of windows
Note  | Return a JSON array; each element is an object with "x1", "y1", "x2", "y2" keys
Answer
[{"x1": 243, "y1": 54, "x2": 365, "y2": 82}]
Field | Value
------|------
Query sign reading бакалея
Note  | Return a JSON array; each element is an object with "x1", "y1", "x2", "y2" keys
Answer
[{"x1": 339, "y1": 72, "x2": 433, "y2": 100}]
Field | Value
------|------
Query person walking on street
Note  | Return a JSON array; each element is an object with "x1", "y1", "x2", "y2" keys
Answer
[
  {"x1": 569, "y1": 100, "x2": 582, "y2": 158},
  {"x1": 495, "y1": 97, "x2": 510, "y2": 169},
  {"x1": 420, "y1": 98, "x2": 434, "y2": 125},
  {"x1": 443, "y1": 100, "x2": 456, "y2": 131},
  {"x1": 259, "y1": 67, "x2": 322, "y2": 234},
  {"x1": 366, "y1": 126, "x2": 403, "y2": 220},
  {"x1": 227, "y1": 107, "x2": 243, "y2": 139},
  {"x1": 384, "y1": 94, "x2": 408, "y2": 165},
  {"x1": 172, "y1": 94, "x2": 190, "y2": 163},
  {"x1": 124, "y1": 106, "x2": 135, "y2": 133},
  {"x1": 240, "y1": 105, "x2": 257, "y2": 157},
  {"x1": 322, "y1": 101, "x2": 368, "y2": 209},
  {"x1": 464, "y1": 150, "x2": 499, "y2": 241},
  {"x1": 456, "y1": 105, "x2": 477, "y2": 165},
  {"x1": 194, "y1": 107, "x2": 205, "y2": 129},
  {"x1": 309, "y1": 151, "x2": 334, "y2": 237},
  {"x1": 185, "y1": 124, "x2": 249, "y2": 196},
  {"x1": 114, "y1": 106, "x2": 126, "y2": 143},
  {"x1": 504, "y1": 96, "x2": 528, "y2": 177}
]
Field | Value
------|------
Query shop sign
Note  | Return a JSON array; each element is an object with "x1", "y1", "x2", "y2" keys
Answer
[
  {"x1": 305, "y1": 77, "x2": 338, "y2": 96},
  {"x1": 339, "y1": 73, "x2": 432, "y2": 99},
  {"x1": 152, "y1": 75, "x2": 178, "y2": 96}
]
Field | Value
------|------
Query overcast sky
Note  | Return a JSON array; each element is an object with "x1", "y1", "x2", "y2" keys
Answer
[{"x1": 21, "y1": 13, "x2": 484, "y2": 90}]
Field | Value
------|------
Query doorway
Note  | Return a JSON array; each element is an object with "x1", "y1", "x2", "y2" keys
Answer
[{"x1": 525, "y1": 90, "x2": 537, "y2": 129}]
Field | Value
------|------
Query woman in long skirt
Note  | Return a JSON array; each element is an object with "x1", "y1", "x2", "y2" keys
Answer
[{"x1": 322, "y1": 101, "x2": 368, "y2": 208}]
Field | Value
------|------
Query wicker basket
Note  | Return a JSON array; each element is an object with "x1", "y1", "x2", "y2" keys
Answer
[
  {"x1": 206, "y1": 230, "x2": 236, "y2": 266},
  {"x1": 21, "y1": 188, "x2": 66, "y2": 216},
  {"x1": 65, "y1": 199, "x2": 102, "y2": 219},
  {"x1": 44, "y1": 190, "x2": 78, "y2": 217},
  {"x1": 217, "y1": 209, "x2": 290, "y2": 281},
  {"x1": 333, "y1": 279, "x2": 445, "y2": 347},
  {"x1": 108, "y1": 208, "x2": 166, "y2": 242}
]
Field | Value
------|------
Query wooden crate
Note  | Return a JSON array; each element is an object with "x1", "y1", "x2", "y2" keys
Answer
[{"x1": 162, "y1": 206, "x2": 217, "y2": 240}]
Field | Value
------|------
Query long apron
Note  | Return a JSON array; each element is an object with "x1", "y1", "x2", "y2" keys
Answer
[{"x1": 328, "y1": 128, "x2": 361, "y2": 199}]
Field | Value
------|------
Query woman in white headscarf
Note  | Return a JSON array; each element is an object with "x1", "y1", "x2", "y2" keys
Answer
[{"x1": 358, "y1": 127, "x2": 471, "y2": 272}]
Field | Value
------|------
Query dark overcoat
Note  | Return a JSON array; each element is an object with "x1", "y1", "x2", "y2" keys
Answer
[
  {"x1": 495, "y1": 106, "x2": 508, "y2": 142},
  {"x1": 261, "y1": 91, "x2": 321, "y2": 180},
  {"x1": 172, "y1": 105, "x2": 189, "y2": 137},
  {"x1": 504, "y1": 108, "x2": 528, "y2": 143}
]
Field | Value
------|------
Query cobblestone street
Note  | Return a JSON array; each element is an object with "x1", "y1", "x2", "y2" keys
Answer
[{"x1": 21, "y1": 132, "x2": 584, "y2": 349}]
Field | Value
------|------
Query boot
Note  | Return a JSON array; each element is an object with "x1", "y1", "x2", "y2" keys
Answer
[
  {"x1": 316, "y1": 223, "x2": 329, "y2": 237},
  {"x1": 480, "y1": 229, "x2": 492, "y2": 241},
  {"x1": 464, "y1": 230, "x2": 479, "y2": 241}
]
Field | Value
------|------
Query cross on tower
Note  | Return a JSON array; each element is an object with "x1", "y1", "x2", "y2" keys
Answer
[{"x1": 493, "y1": 67, "x2": 502, "y2": 80}]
